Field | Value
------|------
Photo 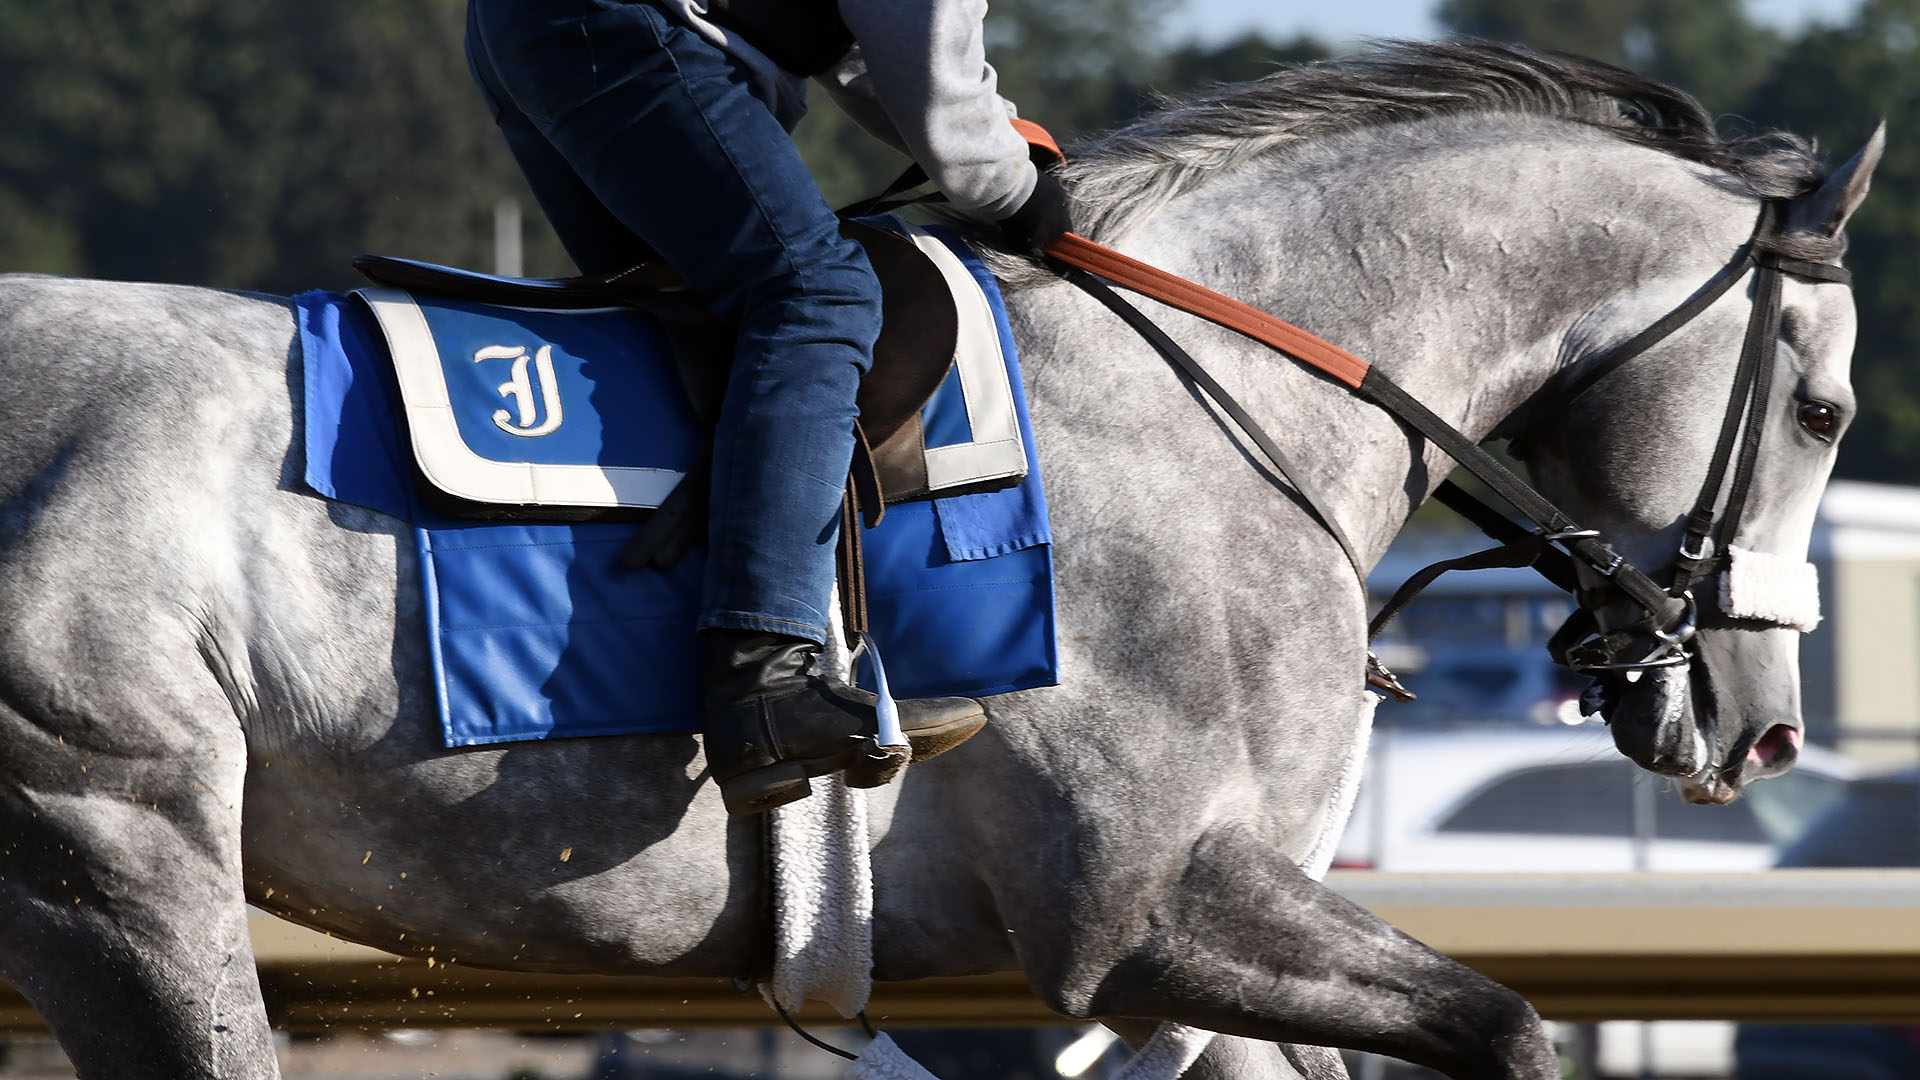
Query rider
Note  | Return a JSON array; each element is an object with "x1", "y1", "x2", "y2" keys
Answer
[{"x1": 464, "y1": 0, "x2": 1072, "y2": 815}]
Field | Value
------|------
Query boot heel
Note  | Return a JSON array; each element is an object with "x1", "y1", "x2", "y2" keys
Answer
[
  {"x1": 844, "y1": 742, "x2": 911, "y2": 790},
  {"x1": 718, "y1": 761, "x2": 813, "y2": 816}
]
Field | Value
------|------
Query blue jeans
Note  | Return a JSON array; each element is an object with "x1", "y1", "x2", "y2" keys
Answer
[{"x1": 467, "y1": 0, "x2": 880, "y2": 645}]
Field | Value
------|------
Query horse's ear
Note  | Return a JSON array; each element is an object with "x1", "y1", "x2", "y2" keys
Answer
[{"x1": 1789, "y1": 121, "x2": 1886, "y2": 238}]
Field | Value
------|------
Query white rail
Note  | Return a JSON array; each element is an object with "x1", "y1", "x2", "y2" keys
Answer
[{"x1": 5, "y1": 872, "x2": 1919, "y2": 1031}]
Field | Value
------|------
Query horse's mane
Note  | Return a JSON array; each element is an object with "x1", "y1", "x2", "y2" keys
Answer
[{"x1": 1057, "y1": 40, "x2": 1834, "y2": 260}]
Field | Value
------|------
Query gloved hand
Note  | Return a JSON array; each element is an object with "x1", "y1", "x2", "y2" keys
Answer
[{"x1": 998, "y1": 168, "x2": 1073, "y2": 260}]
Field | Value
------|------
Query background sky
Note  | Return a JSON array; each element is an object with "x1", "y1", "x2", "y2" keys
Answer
[{"x1": 1173, "y1": 0, "x2": 1866, "y2": 45}]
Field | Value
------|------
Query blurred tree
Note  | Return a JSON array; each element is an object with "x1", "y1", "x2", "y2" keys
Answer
[
  {"x1": 0, "y1": 0, "x2": 565, "y2": 291},
  {"x1": 1159, "y1": 32, "x2": 1331, "y2": 92},
  {"x1": 1437, "y1": 0, "x2": 1783, "y2": 114},
  {"x1": 1438, "y1": 0, "x2": 1915, "y2": 482},
  {"x1": 1737, "y1": 0, "x2": 1920, "y2": 482},
  {"x1": 984, "y1": 0, "x2": 1180, "y2": 139}
]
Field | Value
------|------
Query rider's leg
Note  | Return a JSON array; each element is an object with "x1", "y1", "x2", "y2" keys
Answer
[{"x1": 466, "y1": 0, "x2": 983, "y2": 813}]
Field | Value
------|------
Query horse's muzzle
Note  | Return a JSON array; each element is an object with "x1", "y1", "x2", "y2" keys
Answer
[{"x1": 1602, "y1": 664, "x2": 1706, "y2": 777}]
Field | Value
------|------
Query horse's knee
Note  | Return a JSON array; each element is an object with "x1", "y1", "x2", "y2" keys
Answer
[{"x1": 1016, "y1": 824, "x2": 1559, "y2": 1078}]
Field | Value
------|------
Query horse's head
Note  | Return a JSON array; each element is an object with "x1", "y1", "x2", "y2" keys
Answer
[{"x1": 1516, "y1": 127, "x2": 1882, "y2": 805}]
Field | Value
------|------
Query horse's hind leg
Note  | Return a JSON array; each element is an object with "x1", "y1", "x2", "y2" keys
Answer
[
  {"x1": 1191, "y1": 1039, "x2": 1346, "y2": 1080},
  {"x1": 0, "y1": 700, "x2": 276, "y2": 1076},
  {"x1": 1031, "y1": 824, "x2": 1556, "y2": 1080},
  {"x1": 1104, "y1": 1022, "x2": 1349, "y2": 1080}
]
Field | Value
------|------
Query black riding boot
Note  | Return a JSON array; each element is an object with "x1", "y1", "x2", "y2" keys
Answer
[{"x1": 701, "y1": 631, "x2": 987, "y2": 816}]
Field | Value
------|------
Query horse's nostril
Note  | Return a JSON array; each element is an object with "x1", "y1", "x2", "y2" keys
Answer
[{"x1": 1748, "y1": 724, "x2": 1803, "y2": 770}]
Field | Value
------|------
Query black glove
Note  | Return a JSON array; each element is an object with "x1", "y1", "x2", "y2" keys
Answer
[{"x1": 998, "y1": 168, "x2": 1073, "y2": 260}]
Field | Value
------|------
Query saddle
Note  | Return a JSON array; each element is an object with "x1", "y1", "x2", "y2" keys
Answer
[{"x1": 353, "y1": 217, "x2": 997, "y2": 639}]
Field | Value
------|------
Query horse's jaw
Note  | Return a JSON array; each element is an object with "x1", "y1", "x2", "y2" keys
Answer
[{"x1": 1600, "y1": 625, "x2": 1805, "y2": 803}]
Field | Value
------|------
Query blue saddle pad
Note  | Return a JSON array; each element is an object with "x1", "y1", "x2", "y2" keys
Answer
[{"x1": 296, "y1": 231, "x2": 1056, "y2": 746}]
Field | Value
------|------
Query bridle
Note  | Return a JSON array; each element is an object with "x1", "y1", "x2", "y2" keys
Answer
[
  {"x1": 1045, "y1": 197, "x2": 1850, "y2": 694},
  {"x1": 1523, "y1": 200, "x2": 1851, "y2": 677}
]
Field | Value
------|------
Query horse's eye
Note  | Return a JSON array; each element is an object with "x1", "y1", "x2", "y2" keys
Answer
[{"x1": 1798, "y1": 400, "x2": 1838, "y2": 440}]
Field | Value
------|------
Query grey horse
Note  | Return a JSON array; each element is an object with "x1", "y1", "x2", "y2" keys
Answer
[{"x1": 0, "y1": 42, "x2": 1878, "y2": 1080}]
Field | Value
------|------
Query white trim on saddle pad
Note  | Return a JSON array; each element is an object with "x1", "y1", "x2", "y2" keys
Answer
[
  {"x1": 356, "y1": 287, "x2": 685, "y2": 509},
  {"x1": 889, "y1": 222, "x2": 1027, "y2": 491},
  {"x1": 1720, "y1": 544, "x2": 1822, "y2": 632}
]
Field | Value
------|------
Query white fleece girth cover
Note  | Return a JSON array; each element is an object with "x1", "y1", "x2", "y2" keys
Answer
[
  {"x1": 1112, "y1": 1024, "x2": 1217, "y2": 1079},
  {"x1": 763, "y1": 773, "x2": 1216, "y2": 1080},
  {"x1": 762, "y1": 774, "x2": 874, "y2": 1020},
  {"x1": 849, "y1": 1034, "x2": 943, "y2": 1080},
  {"x1": 774, "y1": 605, "x2": 1212, "y2": 1078},
  {"x1": 1720, "y1": 545, "x2": 1822, "y2": 632}
]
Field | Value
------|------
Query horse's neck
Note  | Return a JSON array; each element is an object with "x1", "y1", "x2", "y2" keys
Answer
[{"x1": 1122, "y1": 131, "x2": 1755, "y2": 564}]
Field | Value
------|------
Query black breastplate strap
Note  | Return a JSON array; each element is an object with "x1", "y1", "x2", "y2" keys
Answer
[{"x1": 1065, "y1": 269, "x2": 1369, "y2": 586}]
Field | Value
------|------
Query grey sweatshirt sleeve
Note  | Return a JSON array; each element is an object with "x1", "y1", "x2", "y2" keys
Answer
[{"x1": 823, "y1": 0, "x2": 1037, "y2": 221}]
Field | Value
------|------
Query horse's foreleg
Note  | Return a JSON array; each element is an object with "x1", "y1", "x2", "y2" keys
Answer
[
  {"x1": 0, "y1": 717, "x2": 277, "y2": 1078},
  {"x1": 1031, "y1": 824, "x2": 1556, "y2": 1080}
]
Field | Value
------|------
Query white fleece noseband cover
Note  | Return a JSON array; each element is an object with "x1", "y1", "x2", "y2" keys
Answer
[{"x1": 1719, "y1": 545, "x2": 1821, "y2": 632}]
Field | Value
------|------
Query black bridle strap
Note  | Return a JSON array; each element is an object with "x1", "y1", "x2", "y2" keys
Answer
[
  {"x1": 1064, "y1": 269, "x2": 1369, "y2": 586},
  {"x1": 1669, "y1": 256, "x2": 1776, "y2": 591},
  {"x1": 1353, "y1": 368, "x2": 1682, "y2": 621},
  {"x1": 1367, "y1": 537, "x2": 1549, "y2": 641},
  {"x1": 1432, "y1": 480, "x2": 1579, "y2": 593},
  {"x1": 1552, "y1": 203, "x2": 1778, "y2": 409},
  {"x1": 1673, "y1": 257, "x2": 1785, "y2": 594},
  {"x1": 1768, "y1": 256, "x2": 1852, "y2": 285}
]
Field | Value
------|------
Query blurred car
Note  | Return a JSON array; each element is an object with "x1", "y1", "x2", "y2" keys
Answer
[
  {"x1": 1736, "y1": 770, "x2": 1920, "y2": 1080},
  {"x1": 1334, "y1": 726, "x2": 1854, "y2": 872},
  {"x1": 1378, "y1": 645, "x2": 1593, "y2": 727}
]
